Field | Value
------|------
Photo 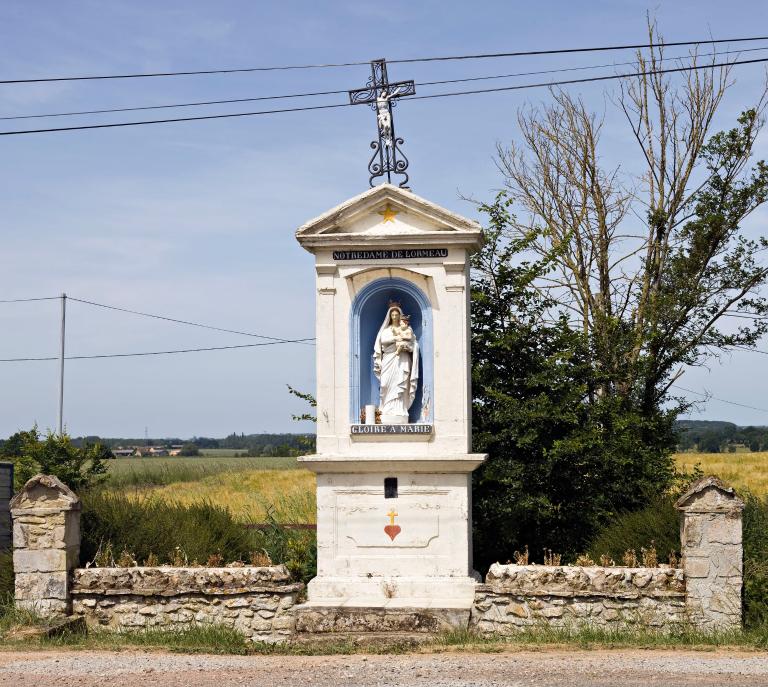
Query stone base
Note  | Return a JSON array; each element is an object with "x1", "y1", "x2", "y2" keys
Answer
[
  {"x1": 15, "y1": 598, "x2": 70, "y2": 618},
  {"x1": 306, "y1": 575, "x2": 479, "y2": 608},
  {"x1": 294, "y1": 602, "x2": 470, "y2": 634}
]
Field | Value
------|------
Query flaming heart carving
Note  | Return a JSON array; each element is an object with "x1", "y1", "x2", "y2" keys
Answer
[{"x1": 385, "y1": 509, "x2": 401, "y2": 541}]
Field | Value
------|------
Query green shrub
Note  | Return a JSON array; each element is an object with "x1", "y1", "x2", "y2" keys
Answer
[
  {"x1": 743, "y1": 492, "x2": 768, "y2": 629},
  {"x1": 587, "y1": 489, "x2": 768, "y2": 631},
  {"x1": 587, "y1": 497, "x2": 680, "y2": 564},
  {"x1": 78, "y1": 491, "x2": 317, "y2": 584},
  {"x1": 79, "y1": 491, "x2": 257, "y2": 566},
  {"x1": 248, "y1": 510, "x2": 316, "y2": 584},
  {"x1": 0, "y1": 551, "x2": 13, "y2": 600},
  {"x1": 1, "y1": 427, "x2": 108, "y2": 491}
]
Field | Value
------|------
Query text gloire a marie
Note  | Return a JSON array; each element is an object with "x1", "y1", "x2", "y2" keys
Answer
[{"x1": 350, "y1": 424, "x2": 433, "y2": 434}]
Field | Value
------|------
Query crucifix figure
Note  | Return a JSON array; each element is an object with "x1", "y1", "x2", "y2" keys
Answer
[{"x1": 349, "y1": 59, "x2": 415, "y2": 188}]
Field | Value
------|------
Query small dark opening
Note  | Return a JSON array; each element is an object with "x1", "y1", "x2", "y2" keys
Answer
[{"x1": 384, "y1": 477, "x2": 398, "y2": 499}]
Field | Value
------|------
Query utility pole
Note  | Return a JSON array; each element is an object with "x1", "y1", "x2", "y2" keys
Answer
[{"x1": 58, "y1": 292, "x2": 66, "y2": 436}]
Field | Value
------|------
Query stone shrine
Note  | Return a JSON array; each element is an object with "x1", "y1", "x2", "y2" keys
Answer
[{"x1": 295, "y1": 183, "x2": 486, "y2": 615}]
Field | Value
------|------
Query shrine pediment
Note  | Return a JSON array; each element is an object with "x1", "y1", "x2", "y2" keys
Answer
[{"x1": 295, "y1": 184, "x2": 482, "y2": 250}]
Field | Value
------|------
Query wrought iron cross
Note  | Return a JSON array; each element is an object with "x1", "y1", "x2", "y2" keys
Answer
[{"x1": 349, "y1": 59, "x2": 415, "y2": 188}]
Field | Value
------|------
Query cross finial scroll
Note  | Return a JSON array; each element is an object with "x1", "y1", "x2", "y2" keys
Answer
[{"x1": 349, "y1": 59, "x2": 415, "y2": 188}]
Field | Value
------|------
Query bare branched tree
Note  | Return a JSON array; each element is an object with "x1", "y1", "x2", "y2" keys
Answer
[{"x1": 495, "y1": 20, "x2": 768, "y2": 411}]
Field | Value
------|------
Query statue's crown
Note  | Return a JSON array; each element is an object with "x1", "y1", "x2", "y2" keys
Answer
[{"x1": 388, "y1": 299, "x2": 402, "y2": 310}]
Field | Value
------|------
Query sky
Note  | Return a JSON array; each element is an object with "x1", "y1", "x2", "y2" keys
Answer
[{"x1": 1, "y1": 0, "x2": 768, "y2": 439}]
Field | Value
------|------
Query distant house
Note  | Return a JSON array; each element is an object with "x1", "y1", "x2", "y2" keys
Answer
[
  {"x1": 168, "y1": 449, "x2": 182, "y2": 457},
  {"x1": 131, "y1": 446, "x2": 170, "y2": 457},
  {"x1": 112, "y1": 448, "x2": 134, "y2": 458}
]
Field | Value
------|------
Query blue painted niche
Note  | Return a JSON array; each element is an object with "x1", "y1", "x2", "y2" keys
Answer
[{"x1": 350, "y1": 277, "x2": 433, "y2": 424}]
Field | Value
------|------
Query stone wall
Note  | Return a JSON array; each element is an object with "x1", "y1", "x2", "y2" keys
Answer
[
  {"x1": 471, "y1": 564, "x2": 687, "y2": 633},
  {"x1": 71, "y1": 566, "x2": 303, "y2": 643},
  {"x1": 10, "y1": 473, "x2": 746, "y2": 637}
]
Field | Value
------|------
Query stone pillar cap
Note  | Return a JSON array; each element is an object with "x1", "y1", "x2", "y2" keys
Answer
[
  {"x1": 9, "y1": 473, "x2": 81, "y2": 511},
  {"x1": 675, "y1": 475, "x2": 744, "y2": 512}
]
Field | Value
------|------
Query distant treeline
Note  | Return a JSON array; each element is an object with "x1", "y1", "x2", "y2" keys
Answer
[
  {"x1": 67, "y1": 433, "x2": 315, "y2": 457},
  {"x1": 675, "y1": 420, "x2": 768, "y2": 453}
]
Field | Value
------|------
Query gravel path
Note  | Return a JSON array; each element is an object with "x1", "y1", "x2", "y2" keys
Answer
[{"x1": 1, "y1": 648, "x2": 768, "y2": 687}]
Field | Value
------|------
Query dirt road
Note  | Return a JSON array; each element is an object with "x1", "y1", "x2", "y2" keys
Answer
[{"x1": 1, "y1": 648, "x2": 768, "y2": 687}]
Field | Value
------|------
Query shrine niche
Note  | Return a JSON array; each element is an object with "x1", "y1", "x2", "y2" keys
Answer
[{"x1": 350, "y1": 276, "x2": 433, "y2": 427}]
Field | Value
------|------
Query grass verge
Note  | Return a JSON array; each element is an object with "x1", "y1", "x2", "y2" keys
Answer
[{"x1": 2, "y1": 622, "x2": 768, "y2": 655}]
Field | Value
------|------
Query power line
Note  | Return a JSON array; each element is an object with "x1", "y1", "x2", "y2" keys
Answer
[
  {"x1": 0, "y1": 58, "x2": 768, "y2": 136},
  {"x1": 734, "y1": 345, "x2": 768, "y2": 355},
  {"x1": 68, "y1": 297, "x2": 315, "y2": 345},
  {"x1": 0, "y1": 101, "x2": 350, "y2": 135},
  {"x1": 407, "y1": 55, "x2": 768, "y2": 103},
  {"x1": 3, "y1": 55, "x2": 766, "y2": 137},
  {"x1": 0, "y1": 87, "x2": 349, "y2": 120},
  {"x1": 388, "y1": 36, "x2": 768, "y2": 65},
  {"x1": 0, "y1": 61, "x2": 369, "y2": 85},
  {"x1": 672, "y1": 384, "x2": 768, "y2": 413},
  {"x1": 0, "y1": 296, "x2": 60, "y2": 303},
  {"x1": 7, "y1": 45, "x2": 767, "y2": 122},
  {"x1": 0, "y1": 339, "x2": 315, "y2": 363},
  {"x1": 2, "y1": 35, "x2": 766, "y2": 84}
]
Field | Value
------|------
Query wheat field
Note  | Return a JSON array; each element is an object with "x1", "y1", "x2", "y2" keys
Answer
[
  {"x1": 104, "y1": 451, "x2": 766, "y2": 526},
  {"x1": 106, "y1": 457, "x2": 316, "y2": 523},
  {"x1": 131, "y1": 468, "x2": 317, "y2": 523},
  {"x1": 675, "y1": 451, "x2": 768, "y2": 495}
]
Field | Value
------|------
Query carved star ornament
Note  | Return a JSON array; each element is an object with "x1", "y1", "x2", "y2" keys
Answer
[{"x1": 378, "y1": 203, "x2": 399, "y2": 223}]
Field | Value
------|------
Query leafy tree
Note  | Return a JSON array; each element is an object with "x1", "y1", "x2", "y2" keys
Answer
[
  {"x1": 1, "y1": 426, "x2": 109, "y2": 491},
  {"x1": 699, "y1": 433, "x2": 722, "y2": 453},
  {"x1": 473, "y1": 26, "x2": 768, "y2": 569},
  {"x1": 471, "y1": 195, "x2": 677, "y2": 569},
  {"x1": 287, "y1": 385, "x2": 317, "y2": 454},
  {"x1": 179, "y1": 443, "x2": 200, "y2": 457}
]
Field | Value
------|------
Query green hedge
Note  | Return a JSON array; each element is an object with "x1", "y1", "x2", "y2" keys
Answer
[
  {"x1": 587, "y1": 497, "x2": 680, "y2": 564},
  {"x1": 80, "y1": 491, "x2": 258, "y2": 566},
  {"x1": 588, "y1": 490, "x2": 768, "y2": 630},
  {"x1": 78, "y1": 490, "x2": 317, "y2": 584}
]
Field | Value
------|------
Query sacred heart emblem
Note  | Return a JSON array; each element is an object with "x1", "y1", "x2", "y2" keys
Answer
[
  {"x1": 384, "y1": 524, "x2": 401, "y2": 541},
  {"x1": 385, "y1": 509, "x2": 401, "y2": 541}
]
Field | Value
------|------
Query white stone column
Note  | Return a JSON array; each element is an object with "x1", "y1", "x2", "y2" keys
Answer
[
  {"x1": 10, "y1": 474, "x2": 81, "y2": 618},
  {"x1": 676, "y1": 476, "x2": 744, "y2": 630}
]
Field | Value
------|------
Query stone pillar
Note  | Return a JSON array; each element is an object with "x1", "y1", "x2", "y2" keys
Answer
[
  {"x1": 10, "y1": 474, "x2": 81, "y2": 618},
  {"x1": 676, "y1": 476, "x2": 744, "y2": 630}
]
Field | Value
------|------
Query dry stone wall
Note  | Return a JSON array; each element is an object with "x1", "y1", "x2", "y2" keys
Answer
[
  {"x1": 10, "y1": 474, "x2": 746, "y2": 637},
  {"x1": 71, "y1": 566, "x2": 303, "y2": 643},
  {"x1": 471, "y1": 564, "x2": 687, "y2": 634}
]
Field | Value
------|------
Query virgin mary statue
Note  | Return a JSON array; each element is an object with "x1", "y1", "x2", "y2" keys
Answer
[{"x1": 373, "y1": 304, "x2": 420, "y2": 424}]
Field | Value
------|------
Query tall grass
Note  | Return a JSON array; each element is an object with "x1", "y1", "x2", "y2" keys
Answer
[
  {"x1": 129, "y1": 468, "x2": 316, "y2": 523},
  {"x1": 78, "y1": 490, "x2": 318, "y2": 583},
  {"x1": 80, "y1": 491, "x2": 258, "y2": 566}
]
